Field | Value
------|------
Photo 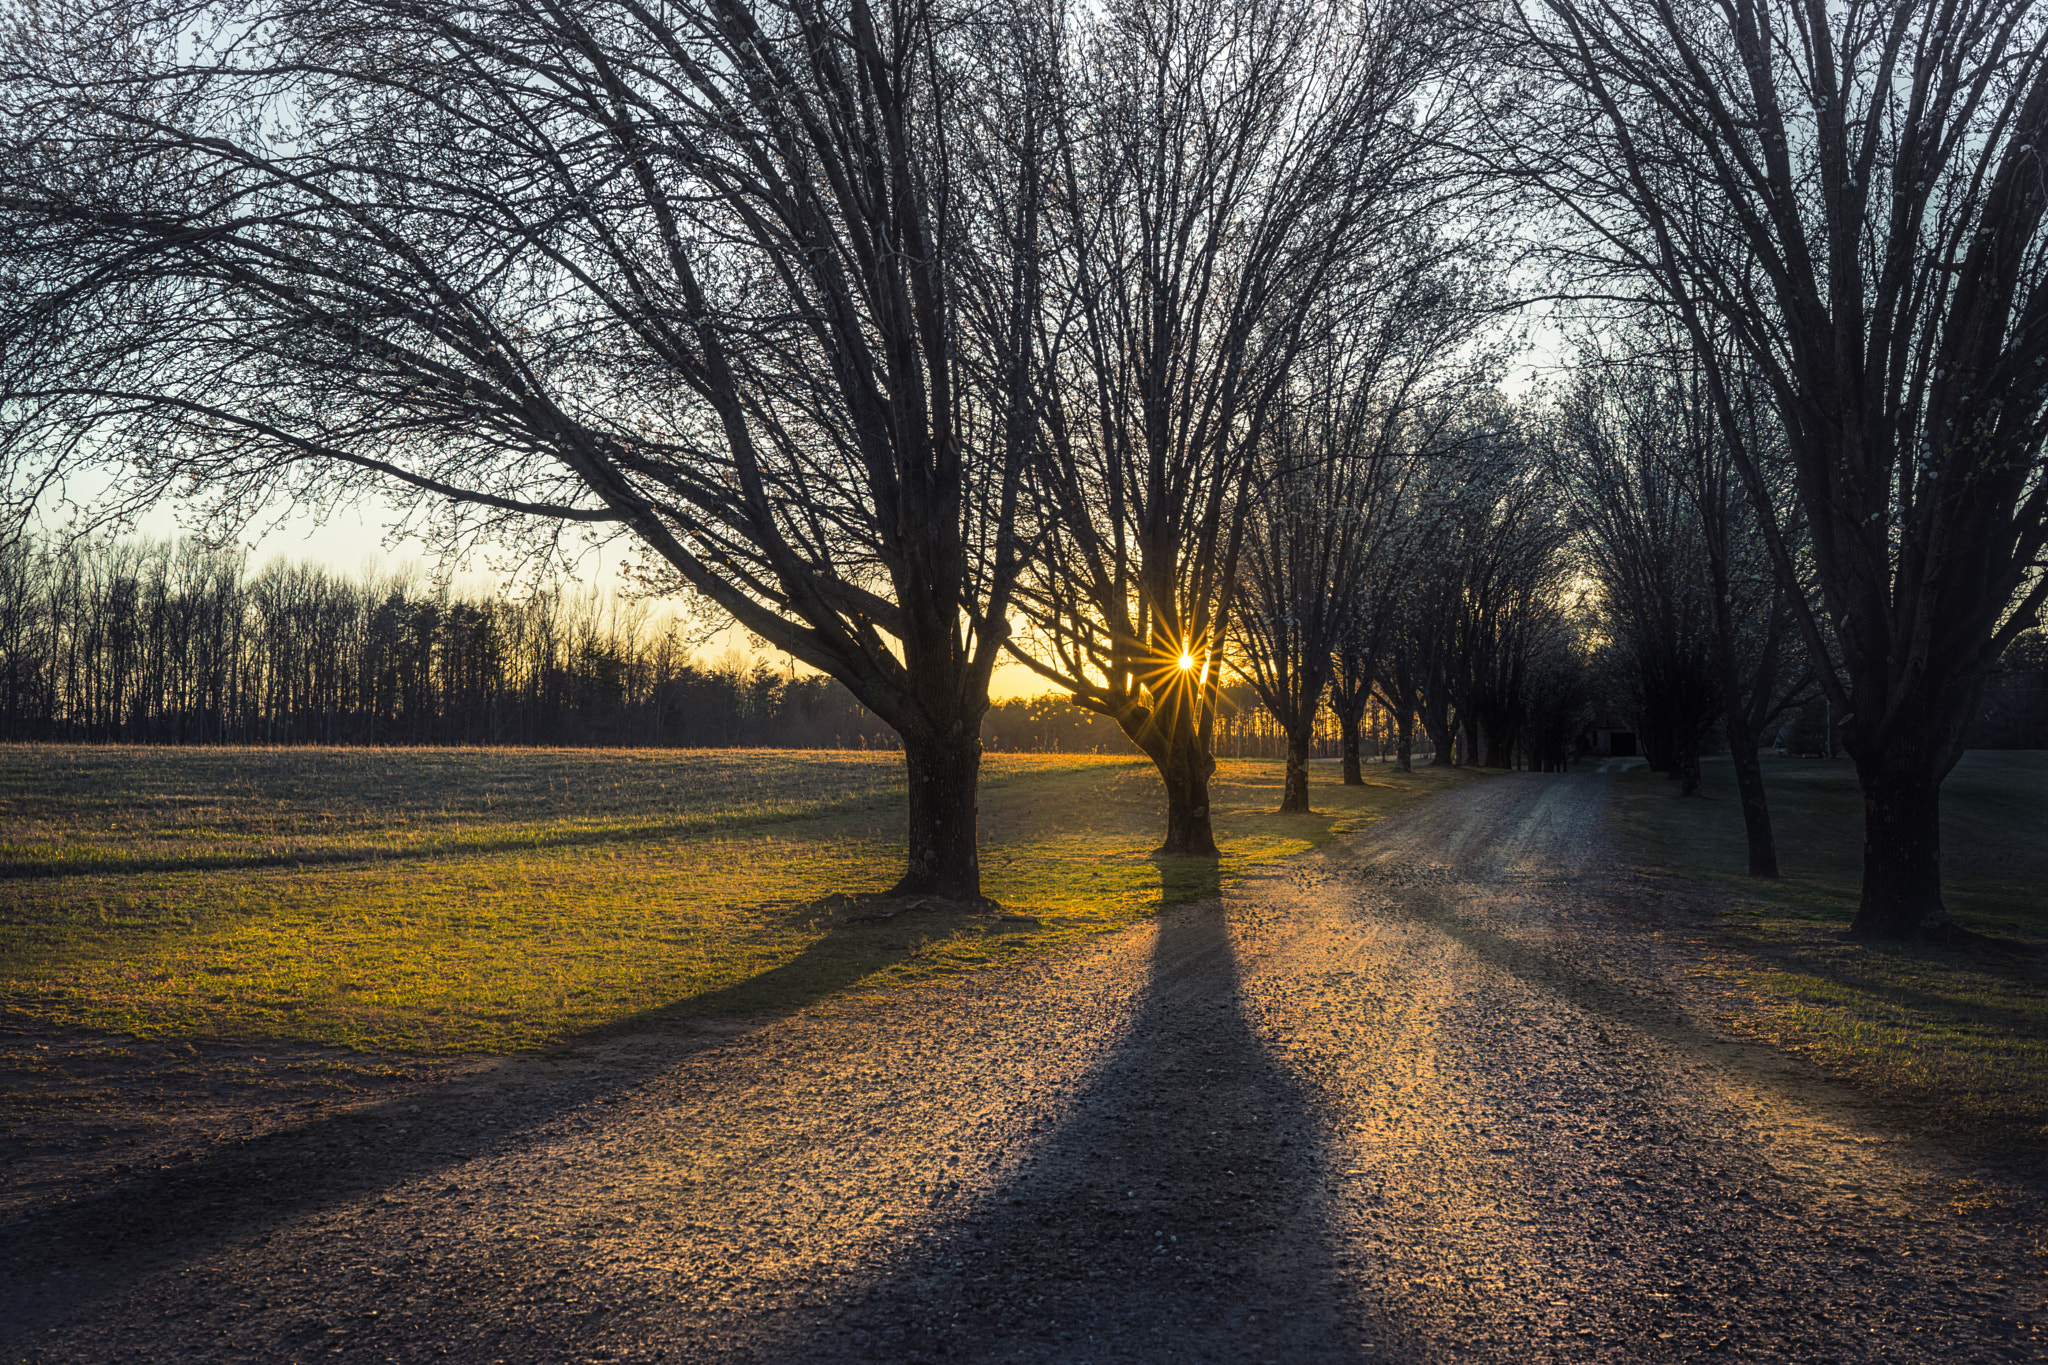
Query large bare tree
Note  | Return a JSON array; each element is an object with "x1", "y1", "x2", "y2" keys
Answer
[
  {"x1": 1490, "y1": 0, "x2": 2048, "y2": 937},
  {"x1": 1009, "y1": 0, "x2": 1471, "y2": 854},
  {"x1": 0, "y1": 0, "x2": 1061, "y2": 900}
]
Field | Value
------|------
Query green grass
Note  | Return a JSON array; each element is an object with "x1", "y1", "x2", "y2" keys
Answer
[
  {"x1": 0, "y1": 745, "x2": 1473, "y2": 1053},
  {"x1": 1610, "y1": 752, "x2": 2048, "y2": 1146}
]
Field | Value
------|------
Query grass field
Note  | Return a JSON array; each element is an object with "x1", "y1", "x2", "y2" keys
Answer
[
  {"x1": 0, "y1": 745, "x2": 1473, "y2": 1054},
  {"x1": 1610, "y1": 752, "x2": 2048, "y2": 1146}
]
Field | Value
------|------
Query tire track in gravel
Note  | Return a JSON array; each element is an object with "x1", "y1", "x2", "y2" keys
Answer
[{"x1": 6, "y1": 772, "x2": 2043, "y2": 1363}]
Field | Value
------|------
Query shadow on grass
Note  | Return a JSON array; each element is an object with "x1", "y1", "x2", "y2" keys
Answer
[
  {"x1": 1152, "y1": 852, "x2": 1223, "y2": 905},
  {"x1": 0, "y1": 876, "x2": 1197, "y2": 1344},
  {"x1": 0, "y1": 798, "x2": 903, "y2": 881},
  {"x1": 0, "y1": 817, "x2": 1359, "y2": 1347},
  {"x1": 615, "y1": 860, "x2": 1223, "y2": 1025},
  {"x1": 1705, "y1": 932, "x2": 2048, "y2": 1053},
  {"x1": 0, "y1": 898, "x2": 890, "y2": 1338}
]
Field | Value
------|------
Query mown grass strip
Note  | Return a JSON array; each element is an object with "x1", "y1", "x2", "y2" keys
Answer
[
  {"x1": 0, "y1": 746, "x2": 1473, "y2": 1053},
  {"x1": 1608, "y1": 752, "x2": 2048, "y2": 1147}
]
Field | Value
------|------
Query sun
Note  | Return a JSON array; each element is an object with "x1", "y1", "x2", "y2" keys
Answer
[{"x1": 1178, "y1": 651, "x2": 1195, "y2": 671}]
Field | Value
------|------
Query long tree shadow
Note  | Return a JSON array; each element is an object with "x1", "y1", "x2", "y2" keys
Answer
[
  {"x1": 0, "y1": 798, "x2": 899, "y2": 879},
  {"x1": 3, "y1": 882, "x2": 1410, "y2": 1361},
  {"x1": 0, "y1": 894, "x2": 983, "y2": 1342},
  {"x1": 766, "y1": 896, "x2": 1407, "y2": 1364}
]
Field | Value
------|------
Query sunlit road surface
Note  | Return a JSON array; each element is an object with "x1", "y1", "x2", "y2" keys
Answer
[{"x1": 9, "y1": 773, "x2": 2043, "y2": 1363}]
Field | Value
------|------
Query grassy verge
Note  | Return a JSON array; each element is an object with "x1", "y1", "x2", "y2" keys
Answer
[
  {"x1": 0, "y1": 745, "x2": 1472, "y2": 1053},
  {"x1": 1609, "y1": 752, "x2": 2048, "y2": 1146}
]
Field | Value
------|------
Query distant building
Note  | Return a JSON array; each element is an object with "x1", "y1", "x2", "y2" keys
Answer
[{"x1": 1589, "y1": 716, "x2": 1637, "y2": 757}]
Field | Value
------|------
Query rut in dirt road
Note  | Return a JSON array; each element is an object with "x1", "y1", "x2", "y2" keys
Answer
[{"x1": 5, "y1": 772, "x2": 2042, "y2": 1364}]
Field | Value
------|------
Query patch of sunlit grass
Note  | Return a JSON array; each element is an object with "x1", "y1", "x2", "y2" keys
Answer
[
  {"x1": 1611, "y1": 752, "x2": 2048, "y2": 1146},
  {"x1": 0, "y1": 745, "x2": 908, "y2": 877},
  {"x1": 0, "y1": 745, "x2": 1471, "y2": 1053}
]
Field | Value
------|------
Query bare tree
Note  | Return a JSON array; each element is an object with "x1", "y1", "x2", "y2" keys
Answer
[
  {"x1": 1491, "y1": 0, "x2": 2048, "y2": 937},
  {"x1": 1449, "y1": 446, "x2": 1572, "y2": 770},
  {"x1": 1378, "y1": 500, "x2": 1467, "y2": 769},
  {"x1": 1233, "y1": 371, "x2": 1396, "y2": 813},
  {"x1": 0, "y1": 0, "x2": 1070, "y2": 899},
  {"x1": 1232, "y1": 269, "x2": 1484, "y2": 812},
  {"x1": 1554, "y1": 361, "x2": 1727, "y2": 794},
  {"x1": 1009, "y1": 0, "x2": 1470, "y2": 853},
  {"x1": 1560, "y1": 336, "x2": 1814, "y2": 870}
]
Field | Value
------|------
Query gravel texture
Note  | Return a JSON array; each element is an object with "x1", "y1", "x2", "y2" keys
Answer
[{"x1": 5, "y1": 771, "x2": 2043, "y2": 1363}]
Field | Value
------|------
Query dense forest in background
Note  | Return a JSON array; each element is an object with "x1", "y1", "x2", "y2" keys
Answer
[
  {"x1": 0, "y1": 536, "x2": 1408, "y2": 757},
  {"x1": 0, "y1": 536, "x2": 846, "y2": 747}
]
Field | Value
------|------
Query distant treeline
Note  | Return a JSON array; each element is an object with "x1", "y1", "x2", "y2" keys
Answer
[
  {"x1": 0, "y1": 536, "x2": 900, "y2": 748},
  {"x1": 0, "y1": 535, "x2": 1454, "y2": 757}
]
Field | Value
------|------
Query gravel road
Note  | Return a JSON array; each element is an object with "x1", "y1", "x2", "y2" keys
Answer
[{"x1": 6, "y1": 771, "x2": 2043, "y2": 1363}]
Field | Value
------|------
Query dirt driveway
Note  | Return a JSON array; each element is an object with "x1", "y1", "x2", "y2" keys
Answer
[{"x1": 6, "y1": 772, "x2": 2043, "y2": 1362}]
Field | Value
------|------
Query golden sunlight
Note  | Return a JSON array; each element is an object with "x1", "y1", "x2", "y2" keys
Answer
[{"x1": 1178, "y1": 651, "x2": 1195, "y2": 671}]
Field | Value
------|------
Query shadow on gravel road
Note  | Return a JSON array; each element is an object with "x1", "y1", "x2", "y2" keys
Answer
[
  {"x1": 776, "y1": 897, "x2": 1403, "y2": 1365},
  {"x1": 0, "y1": 895, "x2": 1004, "y2": 1344},
  {"x1": 0, "y1": 1033, "x2": 672, "y2": 1343}
]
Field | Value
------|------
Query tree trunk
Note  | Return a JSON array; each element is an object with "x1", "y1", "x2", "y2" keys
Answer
[
  {"x1": 1714, "y1": 636, "x2": 1779, "y2": 874},
  {"x1": 1729, "y1": 735, "x2": 1778, "y2": 874},
  {"x1": 1282, "y1": 726, "x2": 1313, "y2": 812},
  {"x1": 1483, "y1": 723, "x2": 1513, "y2": 770},
  {"x1": 1851, "y1": 755, "x2": 1956, "y2": 940},
  {"x1": 1639, "y1": 717, "x2": 1673, "y2": 774},
  {"x1": 1421, "y1": 703, "x2": 1454, "y2": 766},
  {"x1": 1676, "y1": 744, "x2": 1702, "y2": 796},
  {"x1": 1340, "y1": 722, "x2": 1364, "y2": 785},
  {"x1": 893, "y1": 729, "x2": 985, "y2": 902},
  {"x1": 1395, "y1": 707, "x2": 1413, "y2": 773},
  {"x1": 1156, "y1": 729, "x2": 1221, "y2": 856}
]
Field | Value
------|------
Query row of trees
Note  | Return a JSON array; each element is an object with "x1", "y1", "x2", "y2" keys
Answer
[
  {"x1": 1551, "y1": 340, "x2": 1817, "y2": 875},
  {"x1": 1, "y1": 0, "x2": 1491, "y2": 897},
  {"x1": 3, "y1": 0, "x2": 2043, "y2": 938},
  {"x1": 0, "y1": 530, "x2": 1456, "y2": 758},
  {"x1": 1489, "y1": 0, "x2": 2048, "y2": 940},
  {"x1": 0, "y1": 537, "x2": 902, "y2": 748},
  {"x1": 1233, "y1": 400, "x2": 1589, "y2": 808}
]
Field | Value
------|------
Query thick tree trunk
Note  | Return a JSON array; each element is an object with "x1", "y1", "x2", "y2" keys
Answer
[
  {"x1": 893, "y1": 729, "x2": 985, "y2": 902},
  {"x1": 1395, "y1": 707, "x2": 1413, "y2": 773},
  {"x1": 1639, "y1": 717, "x2": 1672, "y2": 774},
  {"x1": 1729, "y1": 735, "x2": 1778, "y2": 874},
  {"x1": 1482, "y1": 722, "x2": 1513, "y2": 770},
  {"x1": 1330, "y1": 680, "x2": 1369, "y2": 786},
  {"x1": 1851, "y1": 755, "x2": 1956, "y2": 940},
  {"x1": 1156, "y1": 731, "x2": 1221, "y2": 856},
  {"x1": 1421, "y1": 704, "x2": 1454, "y2": 766},
  {"x1": 1675, "y1": 740, "x2": 1702, "y2": 796},
  {"x1": 1282, "y1": 727, "x2": 1313, "y2": 812}
]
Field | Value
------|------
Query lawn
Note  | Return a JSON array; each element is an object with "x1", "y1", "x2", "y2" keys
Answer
[
  {"x1": 0, "y1": 745, "x2": 1472, "y2": 1053},
  {"x1": 1609, "y1": 751, "x2": 2048, "y2": 1147}
]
